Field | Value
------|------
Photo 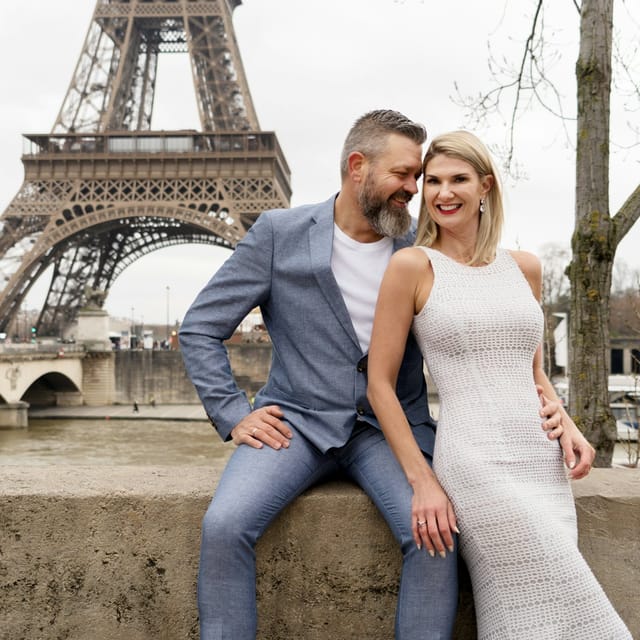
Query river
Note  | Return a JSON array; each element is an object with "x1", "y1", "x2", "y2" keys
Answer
[
  {"x1": 0, "y1": 413, "x2": 636, "y2": 468},
  {"x1": 0, "y1": 417, "x2": 234, "y2": 466}
]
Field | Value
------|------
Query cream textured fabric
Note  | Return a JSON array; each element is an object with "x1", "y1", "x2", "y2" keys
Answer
[{"x1": 413, "y1": 247, "x2": 631, "y2": 639}]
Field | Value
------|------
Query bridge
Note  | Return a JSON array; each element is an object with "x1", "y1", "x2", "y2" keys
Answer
[
  {"x1": 0, "y1": 340, "x2": 271, "y2": 429},
  {"x1": 0, "y1": 344, "x2": 85, "y2": 427}
]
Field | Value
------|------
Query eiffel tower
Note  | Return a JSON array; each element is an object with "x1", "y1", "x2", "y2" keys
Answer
[{"x1": 0, "y1": 0, "x2": 291, "y2": 337}]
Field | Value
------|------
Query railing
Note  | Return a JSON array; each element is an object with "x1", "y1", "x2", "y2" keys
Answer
[
  {"x1": 22, "y1": 131, "x2": 284, "y2": 159},
  {"x1": 0, "y1": 342, "x2": 85, "y2": 356}
]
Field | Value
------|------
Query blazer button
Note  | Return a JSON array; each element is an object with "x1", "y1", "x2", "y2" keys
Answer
[
  {"x1": 357, "y1": 364, "x2": 365, "y2": 373},
  {"x1": 357, "y1": 406, "x2": 365, "y2": 416}
]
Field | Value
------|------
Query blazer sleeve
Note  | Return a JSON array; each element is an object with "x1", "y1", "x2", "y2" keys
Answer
[{"x1": 178, "y1": 212, "x2": 275, "y2": 440}]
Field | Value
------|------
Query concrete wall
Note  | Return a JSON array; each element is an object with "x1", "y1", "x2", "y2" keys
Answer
[
  {"x1": 1, "y1": 467, "x2": 637, "y2": 640},
  {"x1": 82, "y1": 351, "x2": 115, "y2": 405},
  {"x1": 113, "y1": 344, "x2": 271, "y2": 405}
]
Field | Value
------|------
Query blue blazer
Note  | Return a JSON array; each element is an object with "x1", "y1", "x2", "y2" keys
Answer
[{"x1": 179, "y1": 194, "x2": 436, "y2": 454}]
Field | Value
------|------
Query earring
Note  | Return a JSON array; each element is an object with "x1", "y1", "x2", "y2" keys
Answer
[{"x1": 479, "y1": 198, "x2": 486, "y2": 214}]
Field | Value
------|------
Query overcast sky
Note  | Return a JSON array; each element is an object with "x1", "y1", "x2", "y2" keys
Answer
[{"x1": 1, "y1": 0, "x2": 639, "y2": 325}]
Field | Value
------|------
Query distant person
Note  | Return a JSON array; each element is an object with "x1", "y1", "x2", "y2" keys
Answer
[
  {"x1": 179, "y1": 111, "x2": 574, "y2": 639},
  {"x1": 367, "y1": 130, "x2": 630, "y2": 638},
  {"x1": 132, "y1": 400, "x2": 139, "y2": 413},
  {"x1": 149, "y1": 395, "x2": 156, "y2": 408}
]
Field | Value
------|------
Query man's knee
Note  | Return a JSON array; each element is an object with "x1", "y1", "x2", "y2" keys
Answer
[{"x1": 201, "y1": 497, "x2": 256, "y2": 551}]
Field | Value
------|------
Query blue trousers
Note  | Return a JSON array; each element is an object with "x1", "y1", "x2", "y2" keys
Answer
[{"x1": 198, "y1": 422, "x2": 458, "y2": 639}]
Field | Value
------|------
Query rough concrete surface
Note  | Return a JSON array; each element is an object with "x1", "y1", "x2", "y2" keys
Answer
[
  {"x1": 0, "y1": 466, "x2": 637, "y2": 640},
  {"x1": 1, "y1": 467, "x2": 210, "y2": 640}
]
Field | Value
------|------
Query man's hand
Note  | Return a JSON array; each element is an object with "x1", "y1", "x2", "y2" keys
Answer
[
  {"x1": 230, "y1": 405, "x2": 292, "y2": 450},
  {"x1": 536, "y1": 386, "x2": 595, "y2": 478},
  {"x1": 557, "y1": 413, "x2": 596, "y2": 479},
  {"x1": 537, "y1": 385, "x2": 563, "y2": 440}
]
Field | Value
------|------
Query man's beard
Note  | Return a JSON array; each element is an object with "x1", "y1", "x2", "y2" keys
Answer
[{"x1": 358, "y1": 174, "x2": 412, "y2": 238}]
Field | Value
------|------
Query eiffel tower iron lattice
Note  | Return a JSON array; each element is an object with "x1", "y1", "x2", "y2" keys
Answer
[{"x1": 0, "y1": 0, "x2": 291, "y2": 338}]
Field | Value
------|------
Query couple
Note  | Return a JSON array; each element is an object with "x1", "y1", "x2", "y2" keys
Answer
[{"x1": 179, "y1": 110, "x2": 630, "y2": 639}]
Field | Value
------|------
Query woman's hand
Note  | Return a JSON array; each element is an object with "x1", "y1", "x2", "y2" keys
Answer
[{"x1": 411, "y1": 475, "x2": 459, "y2": 557}]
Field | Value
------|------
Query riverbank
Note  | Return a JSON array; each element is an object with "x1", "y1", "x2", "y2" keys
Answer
[{"x1": 29, "y1": 403, "x2": 208, "y2": 421}]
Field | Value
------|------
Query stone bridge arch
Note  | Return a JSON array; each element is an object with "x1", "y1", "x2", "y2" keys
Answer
[
  {"x1": 0, "y1": 353, "x2": 84, "y2": 407},
  {"x1": 22, "y1": 371, "x2": 83, "y2": 409},
  {"x1": 0, "y1": 351, "x2": 84, "y2": 428}
]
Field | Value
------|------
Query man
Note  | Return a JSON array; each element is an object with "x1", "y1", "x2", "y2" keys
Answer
[{"x1": 179, "y1": 110, "x2": 578, "y2": 639}]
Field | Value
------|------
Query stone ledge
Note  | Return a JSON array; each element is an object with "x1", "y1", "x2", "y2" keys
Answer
[{"x1": 0, "y1": 466, "x2": 637, "y2": 639}]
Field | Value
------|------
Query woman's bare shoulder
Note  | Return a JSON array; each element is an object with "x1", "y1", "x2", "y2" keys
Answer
[
  {"x1": 507, "y1": 249, "x2": 541, "y2": 278},
  {"x1": 389, "y1": 246, "x2": 431, "y2": 271},
  {"x1": 507, "y1": 249, "x2": 542, "y2": 298}
]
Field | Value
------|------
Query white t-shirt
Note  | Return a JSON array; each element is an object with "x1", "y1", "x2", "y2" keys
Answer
[{"x1": 331, "y1": 223, "x2": 393, "y2": 353}]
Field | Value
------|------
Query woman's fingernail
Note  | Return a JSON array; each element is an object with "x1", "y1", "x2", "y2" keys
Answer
[
  {"x1": 428, "y1": 549, "x2": 435, "y2": 558},
  {"x1": 439, "y1": 550, "x2": 447, "y2": 558}
]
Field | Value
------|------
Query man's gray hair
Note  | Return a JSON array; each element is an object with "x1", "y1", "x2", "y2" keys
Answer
[{"x1": 339, "y1": 110, "x2": 427, "y2": 178}]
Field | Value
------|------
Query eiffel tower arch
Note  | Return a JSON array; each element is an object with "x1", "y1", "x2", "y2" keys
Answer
[{"x1": 0, "y1": 0, "x2": 291, "y2": 337}]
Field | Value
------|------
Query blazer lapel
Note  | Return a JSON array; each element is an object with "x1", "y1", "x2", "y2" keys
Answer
[
  {"x1": 309, "y1": 199, "x2": 362, "y2": 352},
  {"x1": 393, "y1": 227, "x2": 415, "y2": 252}
]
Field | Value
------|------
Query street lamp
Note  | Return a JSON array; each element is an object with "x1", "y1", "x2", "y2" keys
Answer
[
  {"x1": 130, "y1": 306, "x2": 135, "y2": 349},
  {"x1": 166, "y1": 285, "x2": 170, "y2": 346}
]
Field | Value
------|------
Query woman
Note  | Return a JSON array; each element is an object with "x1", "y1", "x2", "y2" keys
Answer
[{"x1": 367, "y1": 130, "x2": 631, "y2": 639}]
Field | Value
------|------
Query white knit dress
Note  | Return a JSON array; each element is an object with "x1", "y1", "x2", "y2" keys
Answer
[{"x1": 412, "y1": 247, "x2": 631, "y2": 639}]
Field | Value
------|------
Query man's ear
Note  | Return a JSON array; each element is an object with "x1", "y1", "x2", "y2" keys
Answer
[{"x1": 348, "y1": 151, "x2": 366, "y2": 184}]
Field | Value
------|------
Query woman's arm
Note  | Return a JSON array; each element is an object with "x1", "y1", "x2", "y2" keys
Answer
[{"x1": 367, "y1": 248, "x2": 457, "y2": 557}]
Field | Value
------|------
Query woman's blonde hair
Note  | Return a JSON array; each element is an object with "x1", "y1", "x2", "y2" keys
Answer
[{"x1": 415, "y1": 130, "x2": 504, "y2": 265}]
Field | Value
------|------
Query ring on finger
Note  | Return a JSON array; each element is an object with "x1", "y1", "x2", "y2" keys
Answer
[
  {"x1": 417, "y1": 520, "x2": 426, "y2": 527},
  {"x1": 251, "y1": 427, "x2": 258, "y2": 437}
]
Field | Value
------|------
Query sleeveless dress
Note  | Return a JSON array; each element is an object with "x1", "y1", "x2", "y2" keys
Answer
[{"x1": 412, "y1": 247, "x2": 631, "y2": 640}]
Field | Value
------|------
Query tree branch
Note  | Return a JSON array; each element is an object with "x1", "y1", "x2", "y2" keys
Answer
[
  {"x1": 452, "y1": 0, "x2": 577, "y2": 177},
  {"x1": 613, "y1": 183, "x2": 640, "y2": 246}
]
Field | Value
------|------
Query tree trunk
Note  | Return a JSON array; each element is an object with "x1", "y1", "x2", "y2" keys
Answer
[{"x1": 568, "y1": 0, "x2": 615, "y2": 466}]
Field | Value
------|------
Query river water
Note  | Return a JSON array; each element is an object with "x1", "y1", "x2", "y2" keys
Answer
[
  {"x1": 0, "y1": 415, "x2": 636, "y2": 468},
  {"x1": 0, "y1": 417, "x2": 234, "y2": 466}
]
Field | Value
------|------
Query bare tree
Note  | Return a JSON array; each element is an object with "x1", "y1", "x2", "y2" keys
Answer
[
  {"x1": 457, "y1": 0, "x2": 640, "y2": 465},
  {"x1": 567, "y1": 0, "x2": 640, "y2": 466}
]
